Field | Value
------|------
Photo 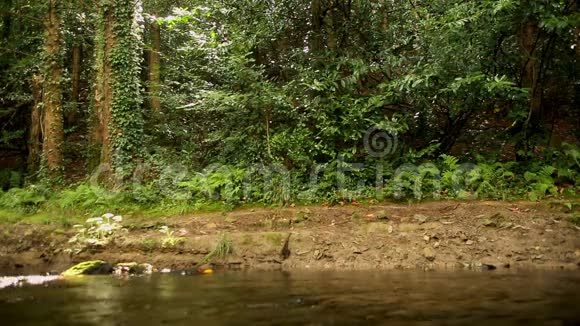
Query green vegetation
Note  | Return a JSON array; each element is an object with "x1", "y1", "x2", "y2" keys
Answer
[
  {"x1": 67, "y1": 213, "x2": 126, "y2": 254},
  {"x1": 139, "y1": 237, "x2": 159, "y2": 252},
  {"x1": 263, "y1": 232, "x2": 283, "y2": 246},
  {"x1": 0, "y1": 0, "x2": 578, "y2": 222},
  {"x1": 199, "y1": 233, "x2": 234, "y2": 265},
  {"x1": 159, "y1": 225, "x2": 186, "y2": 248},
  {"x1": 571, "y1": 213, "x2": 580, "y2": 226}
]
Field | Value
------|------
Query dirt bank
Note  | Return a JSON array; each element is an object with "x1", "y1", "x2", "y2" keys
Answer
[{"x1": 1, "y1": 201, "x2": 579, "y2": 275}]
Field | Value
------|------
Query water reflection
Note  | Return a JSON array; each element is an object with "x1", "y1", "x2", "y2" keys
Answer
[{"x1": 0, "y1": 271, "x2": 579, "y2": 325}]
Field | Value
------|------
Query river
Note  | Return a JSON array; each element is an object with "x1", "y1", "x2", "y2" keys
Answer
[{"x1": 1, "y1": 271, "x2": 579, "y2": 325}]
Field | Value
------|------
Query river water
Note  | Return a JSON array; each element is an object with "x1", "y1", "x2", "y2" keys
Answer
[{"x1": 0, "y1": 271, "x2": 579, "y2": 325}]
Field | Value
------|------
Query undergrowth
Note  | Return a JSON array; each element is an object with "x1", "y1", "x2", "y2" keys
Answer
[{"x1": 0, "y1": 149, "x2": 578, "y2": 225}]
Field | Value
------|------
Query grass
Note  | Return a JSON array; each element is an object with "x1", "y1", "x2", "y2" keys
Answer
[
  {"x1": 263, "y1": 232, "x2": 283, "y2": 246},
  {"x1": 571, "y1": 213, "x2": 580, "y2": 226},
  {"x1": 139, "y1": 237, "x2": 159, "y2": 252},
  {"x1": 198, "y1": 233, "x2": 234, "y2": 265},
  {"x1": 241, "y1": 234, "x2": 254, "y2": 245}
]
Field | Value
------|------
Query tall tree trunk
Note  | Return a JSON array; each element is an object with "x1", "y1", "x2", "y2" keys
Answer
[
  {"x1": 92, "y1": 3, "x2": 114, "y2": 174},
  {"x1": 573, "y1": 0, "x2": 580, "y2": 116},
  {"x1": 42, "y1": 0, "x2": 64, "y2": 178},
  {"x1": 92, "y1": 0, "x2": 144, "y2": 184},
  {"x1": 574, "y1": 0, "x2": 580, "y2": 59},
  {"x1": 68, "y1": 43, "x2": 82, "y2": 126},
  {"x1": 148, "y1": 20, "x2": 161, "y2": 117},
  {"x1": 310, "y1": 0, "x2": 323, "y2": 52},
  {"x1": 1, "y1": 0, "x2": 12, "y2": 40},
  {"x1": 519, "y1": 6, "x2": 542, "y2": 130},
  {"x1": 28, "y1": 75, "x2": 43, "y2": 173}
]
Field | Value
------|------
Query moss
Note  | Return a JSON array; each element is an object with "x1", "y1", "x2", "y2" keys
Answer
[
  {"x1": 263, "y1": 232, "x2": 283, "y2": 245},
  {"x1": 61, "y1": 260, "x2": 113, "y2": 276},
  {"x1": 241, "y1": 234, "x2": 254, "y2": 245},
  {"x1": 571, "y1": 213, "x2": 580, "y2": 226},
  {"x1": 139, "y1": 237, "x2": 158, "y2": 251}
]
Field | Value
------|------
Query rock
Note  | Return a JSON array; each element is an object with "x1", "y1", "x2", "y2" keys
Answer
[
  {"x1": 423, "y1": 247, "x2": 436, "y2": 262},
  {"x1": 413, "y1": 214, "x2": 428, "y2": 224},
  {"x1": 314, "y1": 250, "x2": 322, "y2": 260},
  {"x1": 61, "y1": 260, "x2": 113, "y2": 276},
  {"x1": 482, "y1": 219, "x2": 497, "y2": 227},
  {"x1": 465, "y1": 240, "x2": 474, "y2": 245},
  {"x1": 113, "y1": 262, "x2": 154, "y2": 275},
  {"x1": 499, "y1": 222, "x2": 513, "y2": 229},
  {"x1": 224, "y1": 217, "x2": 237, "y2": 223},
  {"x1": 376, "y1": 210, "x2": 389, "y2": 220},
  {"x1": 532, "y1": 255, "x2": 544, "y2": 261},
  {"x1": 482, "y1": 263, "x2": 497, "y2": 270}
]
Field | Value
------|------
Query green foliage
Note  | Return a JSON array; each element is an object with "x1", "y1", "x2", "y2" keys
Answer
[
  {"x1": 0, "y1": 187, "x2": 47, "y2": 213},
  {"x1": 0, "y1": 0, "x2": 578, "y2": 219},
  {"x1": 0, "y1": 169, "x2": 23, "y2": 190},
  {"x1": 57, "y1": 184, "x2": 131, "y2": 213},
  {"x1": 67, "y1": 213, "x2": 126, "y2": 253},
  {"x1": 468, "y1": 163, "x2": 516, "y2": 199},
  {"x1": 571, "y1": 213, "x2": 580, "y2": 226},
  {"x1": 159, "y1": 225, "x2": 185, "y2": 248},
  {"x1": 524, "y1": 166, "x2": 558, "y2": 201},
  {"x1": 198, "y1": 233, "x2": 234, "y2": 265}
]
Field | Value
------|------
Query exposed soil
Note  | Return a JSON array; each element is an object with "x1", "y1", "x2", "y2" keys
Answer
[{"x1": 1, "y1": 200, "x2": 579, "y2": 275}]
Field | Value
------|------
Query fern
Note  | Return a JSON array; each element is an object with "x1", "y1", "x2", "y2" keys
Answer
[
  {"x1": 0, "y1": 187, "x2": 47, "y2": 213},
  {"x1": 57, "y1": 184, "x2": 130, "y2": 213},
  {"x1": 524, "y1": 166, "x2": 557, "y2": 201},
  {"x1": 440, "y1": 154, "x2": 459, "y2": 171}
]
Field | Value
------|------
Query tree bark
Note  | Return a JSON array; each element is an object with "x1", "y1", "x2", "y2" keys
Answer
[
  {"x1": 574, "y1": 0, "x2": 580, "y2": 58},
  {"x1": 518, "y1": 5, "x2": 542, "y2": 129},
  {"x1": 148, "y1": 20, "x2": 161, "y2": 116},
  {"x1": 68, "y1": 43, "x2": 82, "y2": 126},
  {"x1": 92, "y1": 2, "x2": 115, "y2": 174},
  {"x1": 310, "y1": 0, "x2": 323, "y2": 52},
  {"x1": 28, "y1": 75, "x2": 43, "y2": 173},
  {"x1": 42, "y1": 0, "x2": 64, "y2": 178},
  {"x1": 92, "y1": 0, "x2": 144, "y2": 184}
]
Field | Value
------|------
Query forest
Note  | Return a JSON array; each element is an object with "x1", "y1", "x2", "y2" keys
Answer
[{"x1": 0, "y1": 0, "x2": 579, "y2": 222}]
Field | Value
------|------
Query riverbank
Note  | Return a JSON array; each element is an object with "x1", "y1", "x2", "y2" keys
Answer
[{"x1": 1, "y1": 200, "x2": 579, "y2": 275}]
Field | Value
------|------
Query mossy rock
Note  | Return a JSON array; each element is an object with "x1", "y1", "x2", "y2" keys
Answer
[
  {"x1": 61, "y1": 260, "x2": 113, "y2": 276},
  {"x1": 376, "y1": 210, "x2": 389, "y2": 220}
]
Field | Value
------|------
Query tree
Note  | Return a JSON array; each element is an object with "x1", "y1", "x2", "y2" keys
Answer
[
  {"x1": 92, "y1": 0, "x2": 144, "y2": 183},
  {"x1": 42, "y1": 0, "x2": 65, "y2": 179}
]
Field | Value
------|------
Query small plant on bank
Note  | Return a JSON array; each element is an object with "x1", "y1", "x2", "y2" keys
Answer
[
  {"x1": 198, "y1": 233, "x2": 234, "y2": 265},
  {"x1": 159, "y1": 225, "x2": 186, "y2": 248},
  {"x1": 571, "y1": 213, "x2": 580, "y2": 226},
  {"x1": 67, "y1": 213, "x2": 126, "y2": 254}
]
